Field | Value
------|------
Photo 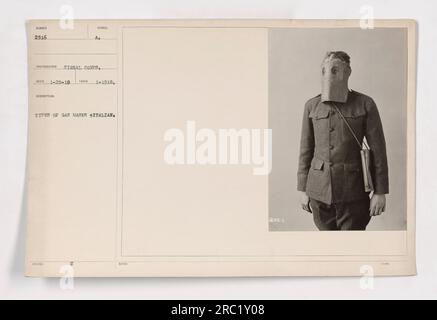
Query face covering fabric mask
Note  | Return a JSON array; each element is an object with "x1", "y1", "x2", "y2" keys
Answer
[{"x1": 320, "y1": 57, "x2": 351, "y2": 103}]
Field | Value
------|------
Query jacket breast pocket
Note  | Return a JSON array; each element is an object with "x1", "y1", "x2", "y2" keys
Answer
[
  {"x1": 342, "y1": 110, "x2": 366, "y2": 142},
  {"x1": 306, "y1": 158, "x2": 326, "y2": 195},
  {"x1": 310, "y1": 108, "x2": 330, "y2": 143},
  {"x1": 310, "y1": 108, "x2": 330, "y2": 121}
]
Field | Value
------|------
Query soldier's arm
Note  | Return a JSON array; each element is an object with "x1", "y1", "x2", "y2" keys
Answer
[
  {"x1": 365, "y1": 98, "x2": 389, "y2": 194},
  {"x1": 297, "y1": 101, "x2": 315, "y2": 191}
]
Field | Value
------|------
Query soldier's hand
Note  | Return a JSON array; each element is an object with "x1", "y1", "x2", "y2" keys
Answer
[
  {"x1": 369, "y1": 194, "x2": 386, "y2": 216},
  {"x1": 299, "y1": 191, "x2": 312, "y2": 214}
]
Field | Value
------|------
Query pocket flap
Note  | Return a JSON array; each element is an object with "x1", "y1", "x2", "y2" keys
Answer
[
  {"x1": 311, "y1": 158, "x2": 324, "y2": 170},
  {"x1": 316, "y1": 108, "x2": 330, "y2": 119},
  {"x1": 341, "y1": 107, "x2": 366, "y2": 118},
  {"x1": 309, "y1": 106, "x2": 330, "y2": 119}
]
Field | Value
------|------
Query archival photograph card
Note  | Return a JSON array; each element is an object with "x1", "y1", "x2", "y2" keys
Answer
[{"x1": 25, "y1": 19, "x2": 416, "y2": 277}]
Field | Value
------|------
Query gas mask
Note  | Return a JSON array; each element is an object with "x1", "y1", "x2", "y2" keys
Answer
[{"x1": 320, "y1": 55, "x2": 351, "y2": 103}]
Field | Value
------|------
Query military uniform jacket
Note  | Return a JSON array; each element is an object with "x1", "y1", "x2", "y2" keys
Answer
[{"x1": 297, "y1": 90, "x2": 389, "y2": 204}]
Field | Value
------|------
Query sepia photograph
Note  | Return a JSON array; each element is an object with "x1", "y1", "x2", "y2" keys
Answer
[{"x1": 269, "y1": 27, "x2": 408, "y2": 231}]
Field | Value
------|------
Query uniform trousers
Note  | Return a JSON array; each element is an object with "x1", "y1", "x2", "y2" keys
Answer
[{"x1": 310, "y1": 197, "x2": 371, "y2": 231}]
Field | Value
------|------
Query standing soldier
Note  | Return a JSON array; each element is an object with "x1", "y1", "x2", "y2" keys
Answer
[{"x1": 297, "y1": 51, "x2": 389, "y2": 230}]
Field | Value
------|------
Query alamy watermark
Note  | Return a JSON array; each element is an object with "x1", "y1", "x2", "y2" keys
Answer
[
  {"x1": 163, "y1": 121, "x2": 272, "y2": 175},
  {"x1": 360, "y1": 5, "x2": 375, "y2": 30},
  {"x1": 59, "y1": 264, "x2": 74, "y2": 290},
  {"x1": 59, "y1": 5, "x2": 74, "y2": 30},
  {"x1": 359, "y1": 265, "x2": 374, "y2": 290}
]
